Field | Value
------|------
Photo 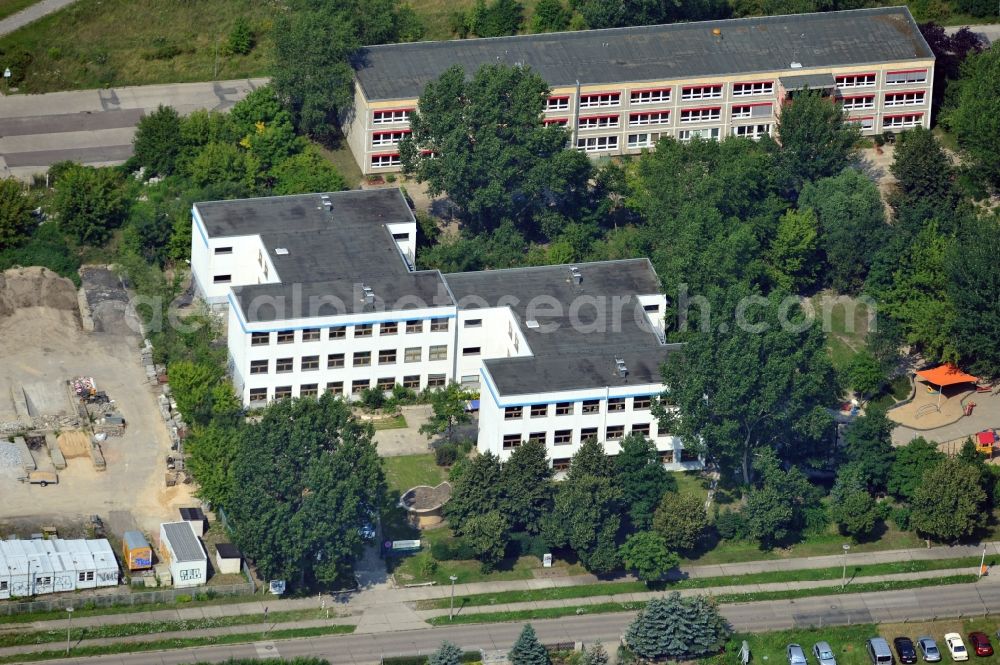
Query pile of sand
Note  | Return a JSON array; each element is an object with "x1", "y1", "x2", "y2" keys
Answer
[
  {"x1": 0, "y1": 267, "x2": 79, "y2": 319},
  {"x1": 57, "y1": 430, "x2": 91, "y2": 459}
]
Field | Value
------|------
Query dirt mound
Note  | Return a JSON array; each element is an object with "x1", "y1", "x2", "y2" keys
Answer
[{"x1": 0, "y1": 267, "x2": 79, "y2": 318}]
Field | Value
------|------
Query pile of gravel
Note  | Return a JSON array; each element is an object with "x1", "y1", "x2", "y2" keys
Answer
[{"x1": 0, "y1": 441, "x2": 23, "y2": 474}]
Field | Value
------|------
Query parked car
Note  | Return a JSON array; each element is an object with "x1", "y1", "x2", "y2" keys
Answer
[
  {"x1": 945, "y1": 634, "x2": 969, "y2": 661},
  {"x1": 895, "y1": 637, "x2": 919, "y2": 664},
  {"x1": 868, "y1": 638, "x2": 896, "y2": 665},
  {"x1": 967, "y1": 633, "x2": 993, "y2": 657},
  {"x1": 917, "y1": 636, "x2": 942, "y2": 662},
  {"x1": 813, "y1": 641, "x2": 837, "y2": 665},
  {"x1": 788, "y1": 644, "x2": 808, "y2": 665}
]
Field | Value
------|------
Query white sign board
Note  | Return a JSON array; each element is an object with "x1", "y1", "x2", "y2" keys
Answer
[{"x1": 543, "y1": 553, "x2": 553, "y2": 568}]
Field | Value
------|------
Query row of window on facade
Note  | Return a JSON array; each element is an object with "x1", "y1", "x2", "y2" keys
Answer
[
  {"x1": 503, "y1": 423, "x2": 655, "y2": 449},
  {"x1": 503, "y1": 395, "x2": 654, "y2": 420},
  {"x1": 549, "y1": 447, "x2": 698, "y2": 470},
  {"x1": 249, "y1": 345, "x2": 451, "y2": 374},
  {"x1": 247, "y1": 374, "x2": 448, "y2": 402},
  {"x1": 245, "y1": 319, "x2": 450, "y2": 346}
]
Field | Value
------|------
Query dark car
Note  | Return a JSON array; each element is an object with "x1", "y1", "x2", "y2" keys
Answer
[
  {"x1": 968, "y1": 632, "x2": 994, "y2": 657},
  {"x1": 894, "y1": 637, "x2": 918, "y2": 664}
]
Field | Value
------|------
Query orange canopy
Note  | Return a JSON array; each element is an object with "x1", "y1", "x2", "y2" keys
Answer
[{"x1": 916, "y1": 363, "x2": 980, "y2": 387}]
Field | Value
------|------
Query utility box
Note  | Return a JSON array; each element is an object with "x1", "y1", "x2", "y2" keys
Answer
[
  {"x1": 179, "y1": 507, "x2": 207, "y2": 537},
  {"x1": 214, "y1": 543, "x2": 242, "y2": 575},
  {"x1": 158, "y1": 522, "x2": 207, "y2": 588},
  {"x1": 122, "y1": 531, "x2": 153, "y2": 571}
]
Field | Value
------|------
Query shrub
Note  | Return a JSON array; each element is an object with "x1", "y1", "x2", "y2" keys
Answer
[
  {"x1": 386, "y1": 173, "x2": 397, "y2": 183},
  {"x1": 360, "y1": 386, "x2": 386, "y2": 410},
  {"x1": 227, "y1": 17, "x2": 255, "y2": 55},
  {"x1": 435, "y1": 443, "x2": 459, "y2": 466},
  {"x1": 175, "y1": 594, "x2": 193, "y2": 603},
  {"x1": 430, "y1": 538, "x2": 476, "y2": 561},
  {"x1": 892, "y1": 505, "x2": 911, "y2": 531},
  {"x1": 510, "y1": 532, "x2": 548, "y2": 559},
  {"x1": 714, "y1": 509, "x2": 746, "y2": 540}
]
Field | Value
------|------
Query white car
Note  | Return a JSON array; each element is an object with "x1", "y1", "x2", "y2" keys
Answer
[{"x1": 945, "y1": 633, "x2": 969, "y2": 661}]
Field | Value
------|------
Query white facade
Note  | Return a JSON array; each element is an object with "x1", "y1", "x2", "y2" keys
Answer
[
  {"x1": 159, "y1": 522, "x2": 208, "y2": 589},
  {"x1": 0, "y1": 538, "x2": 118, "y2": 599}
]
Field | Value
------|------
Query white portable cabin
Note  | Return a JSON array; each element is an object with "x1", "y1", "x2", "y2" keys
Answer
[
  {"x1": 159, "y1": 522, "x2": 207, "y2": 588},
  {"x1": 0, "y1": 550, "x2": 10, "y2": 599},
  {"x1": 85, "y1": 539, "x2": 119, "y2": 587},
  {"x1": 0, "y1": 543, "x2": 29, "y2": 597},
  {"x1": 36, "y1": 540, "x2": 75, "y2": 593},
  {"x1": 56, "y1": 539, "x2": 98, "y2": 589},
  {"x1": 0, "y1": 538, "x2": 117, "y2": 597}
]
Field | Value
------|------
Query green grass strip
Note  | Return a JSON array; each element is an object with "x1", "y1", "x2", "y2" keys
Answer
[
  {"x1": 427, "y1": 575, "x2": 976, "y2": 626},
  {"x1": 0, "y1": 624, "x2": 355, "y2": 664},
  {"x1": 0, "y1": 593, "x2": 261, "y2": 625}
]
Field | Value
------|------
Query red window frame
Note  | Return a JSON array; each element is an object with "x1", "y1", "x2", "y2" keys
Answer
[
  {"x1": 629, "y1": 111, "x2": 671, "y2": 122},
  {"x1": 732, "y1": 80, "x2": 774, "y2": 94},
  {"x1": 578, "y1": 113, "x2": 620, "y2": 121},
  {"x1": 883, "y1": 112, "x2": 924, "y2": 119},
  {"x1": 681, "y1": 106, "x2": 722, "y2": 115},
  {"x1": 840, "y1": 94, "x2": 876, "y2": 101},
  {"x1": 543, "y1": 117, "x2": 569, "y2": 125},
  {"x1": 886, "y1": 69, "x2": 928, "y2": 75},
  {"x1": 884, "y1": 90, "x2": 926, "y2": 100},
  {"x1": 631, "y1": 87, "x2": 671, "y2": 95},
  {"x1": 579, "y1": 91, "x2": 622, "y2": 105},
  {"x1": 630, "y1": 87, "x2": 672, "y2": 102},
  {"x1": 371, "y1": 129, "x2": 411, "y2": 139},
  {"x1": 371, "y1": 108, "x2": 413, "y2": 122},
  {"x1": 547, "y1": 95, "x2": 570, "y2": 103},
  {"x1": 835, "y1": 73, "x2": 876, "y2": 84}
]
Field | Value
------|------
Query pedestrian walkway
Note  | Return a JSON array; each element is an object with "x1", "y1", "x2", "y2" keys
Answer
[{"x1": 0, "y1": 0, "x2": 77, "y2": 37}]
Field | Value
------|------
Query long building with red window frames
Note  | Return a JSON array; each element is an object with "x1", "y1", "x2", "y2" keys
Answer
[{"x1": 343, "y1": 6, "x2": 933, "y2": 174}]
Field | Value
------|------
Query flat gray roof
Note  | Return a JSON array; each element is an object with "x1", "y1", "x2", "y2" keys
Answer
[
  {"x1": 780, "y1": 72, "x2": 836, "y2": 90},
  {"x1": 353, "y1": 7, "x2": 932, "y2": 101},
  {"x1": 161, "y1": 522, "x2": 205, "y2": 563}
]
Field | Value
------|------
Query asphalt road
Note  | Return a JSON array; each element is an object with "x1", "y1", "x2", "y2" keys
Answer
[{"x1": 38, "y1": 579, "x2": 1000, "y2": 665}]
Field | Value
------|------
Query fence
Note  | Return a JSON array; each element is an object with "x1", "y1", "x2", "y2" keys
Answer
[{"x1": 0, "y1": 581, "x2": 255, "y2": 616}]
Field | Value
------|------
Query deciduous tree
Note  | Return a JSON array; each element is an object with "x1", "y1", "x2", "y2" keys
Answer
[
  {"x1": 271, "y1": 148, "x2": 348, "y2": 195},
  {"x1": 888, "y1": 437, "x2": 944, "y2": 501},
  {"x1": 776, "y1": 90, "x2": 859, "y2": 196},
  {"x1": 569, "y1": 437, "x2": 614, "y2": 479},
  {"x1": 186, "y1": 425, "x2": 240, "y2": 508},
  {"x1": 0, "y1": 178, "x2": 35, "y2": 250},
  {"x1": 445, "y1": 452, "x2": 503, "y2": 535},
  {"x1": 530, "y1": 0, "x2": 570, "y2": 32},
  {"x1": 420, "y1": 382, "x2": 473, "y2": 442},
  {"x1": 133, "y1": 105, "x2": 182, "y2": 176},
  {"x1": 500, "y1": 439, "x2": 553, "y2": 534},
  {"x1": 463, "y1": 510, "x2": 510, "y2": 571},
  {"x1": 767, "y1": 208, "x2": 820, "y2": 292},
  {"x1": 615, "y1": 434, "x2": 675, "y2": 530},
  {"x1": 946, "y1": 215, "x2": 1000, "y2": 377},
  {"x1": 830, "y1": 465, "x2": 879, "y2": 540},
  {"x1": 53, "y1": 165, "x2": 129, "y2": 245},
  {"x1": 618, "y1": 531, "x2": 679, "y2": 582},
  {"x1": 652, "y1": 491, "x2": 709, "y2": 552},
  {"x1": 842, "y1": 409, "x2": 895, "y2": 491},
  {"x1": 945, "y1": 47, "x2": 1000, "y2": 190},
  {"x1": 911, "y1": 457, "x2": 985, "y2": 542},
  {"x1": 543, "y1": 472, "x2": 622, "y2": 574}
]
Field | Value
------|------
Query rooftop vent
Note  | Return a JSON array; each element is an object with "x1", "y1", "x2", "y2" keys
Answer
[
  {"x1": 362, "y1": 285, "x2": 375, "y2": 305},
  {"x1": 615, "y1": 357, "x2": 628, "y2": 379},
  {"x1": 526, "y1": 319, "x2": 540, "y2": 329},
  {"x1": 569, "y1": 266, "x2": 583, "y2": 285},
  {"x1": 790, "y1": 61, "x2": 803, "y2": 69},
  {"x1": 274, "y1": 248, "x2": 289, "y2": 255},
  {"x1": 320, "y1": 194, "x2": 332, "y2": 211},
  {"x1": 712, "y1": 27, "x2": 722, "y2": 38}
]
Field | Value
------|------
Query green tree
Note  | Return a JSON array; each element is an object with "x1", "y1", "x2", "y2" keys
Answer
[
  {"x1": 420, "y1": 382, "x2": 472, "y2": 442},
  {"x1": 271, "y1": 148, "x2": 347, "y2": 195},
  {"x1": 226, "y1": 393, "x2": 385, "y2": 585},
  {"x1": 531, "y1": 0, "x2": 570, "y2": 31},
  {"x1": 652, "y1": 491, "x2": 709, "y2": 552},
  {"x1": 509, "y1": 624, "x2": 550, "y2": 665},
  {"x1": 624, "y1": 593, "x2": 731, "y2": 660},
  {"x1": 767, "y1": 207, "x2": 820, "y2": 292},
  {"x1": 186, "y1": 425, "x2": 240, "y2": 507},
  {"x1": 744, "y1": 448, "x2": 823, "y2": 547},
  {"x1": 615, "y1": 434, "x2": 675, "y2": 530},
  {"x1": 429, "y1": 641, "x2": 464, "y2": 665},
  {"x1": 0, "y1": 178, "x2": 36, "y2": 250},
  {"x1": 463, "y1": 510, "x2": 510, "y2": 571},
  {"x1": 776, "y1": 90, "x2": 860, "y2": 196},
  {"x1": 845, "y1": 350, "x2": 886, "y2": 399},
  {"x1": 570, "y1": 437, "x2": 614, "y2": 479},
  {"x1": 829, "y1": 465, "x2": 879, "y2": 540},
  {"x1": 133, "y1": 105, "x2": 182, "y2": 176},
  {"x1": 445, "y1": 452, "x2": 503, "y2": 535},
  {"x1": 52, "y1": 165, "x2": 129, "y2": 245},
  {"x1": 618, "y1": 531, "x2": 679, "y2": 582},
  {"x1": 500, "y1": 439, "x2": 553, "y2": 534},
  {"x1": 888, "y1": 437, "x2": 944, "y2": 501},
  {"x1": 911, "y1": 457, "x2": 985, "y2": 542},
  {"x1": 842, "y1": 409, "x2": 895, "y2": 491},
  {"x1": 226, "y1": 16, "x2": 254, "y2": 55},
  {"x1": 543, "y1": 472, "x2": 622, "y2": 573},
  {"x1": 946, "y1": 215, "x2": 1000, "y2": 377},
  {"x1": 582, "y1": 642, "x2": 609, "y2": 665},
  {"x1": 946, "y1": 47, "x2": 1000, "y2": 190},
  {"x1": 470, "y1": 0, "x2": 524, "y2": 36},
  {"x1": 187, "y1": 142, "x2": 256, "y2": 189},
  {"x1": 890, "y1": 127, "x2": 956, "y2": 214}
]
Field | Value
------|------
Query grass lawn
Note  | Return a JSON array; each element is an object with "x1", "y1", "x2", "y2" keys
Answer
[
  {"x1": 314, "y1": 141, "x2": 365, "y2": 189},
  {"x1": 0, "y1": 0, "x2": 38, "y2": 21},
  {"x1": 382, "y1": 454, "x2": 446, "y2": 493},
  {"x1": 810, "y1": 292, "x2": 873, "y2": 373},
  {"x1": 373, "y1": 413, "x2": 408, "y2": 430}
]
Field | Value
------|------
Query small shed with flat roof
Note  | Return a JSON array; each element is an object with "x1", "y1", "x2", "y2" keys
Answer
[
  {"x1": 214, "y1": 543, "x2": 242, "y2": 575},
  {"x1": 159, "y1": 522, "x2": 207, "y2": 588}
]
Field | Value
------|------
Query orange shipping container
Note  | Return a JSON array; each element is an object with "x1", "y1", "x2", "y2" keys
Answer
[{"x1": 122, "y1": 531, "x2": 153, "y2": 571}]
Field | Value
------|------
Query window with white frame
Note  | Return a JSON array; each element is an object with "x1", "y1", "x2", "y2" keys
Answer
[
  {"x1": 731, "y1": 103, "x2": 772, "y2": 119},
  {"x1": 886, "y1": 70, "x2": 927, "y2": 85},
  {"x1": 372, "y1": 109, "x2": 412, "y2": 124},
  {"x1": 681, "y1": 84, "x2": 723, "y2": 100},
  {"x1": 578, "y1": 114, "x2": 620, "y2": 129},
  {"x1": 884, "y1": 91, "x2": 926, "y2": 107},
  {"x1": 378, "y1": 349, "x2": 396, "y2": 365},
  {"x1": 607, "y1": 397, "x2": 626, "y2": 412},
  {"x1": 329, "y1": 326, "x2": 346, "y2": 339},
  {"x1": 546, "y1": 96, "x2": 570, "y2": 111},
  {"x1": 301, "y1": 328, "x2": 320, "y2": 342},
  {"x1": 370, "y1": 153, "x2": 400, "y2": 168},
  {"x1": 630, "y1": 88, "x2": 671, "y2": 104},
  {"x1": 354, "y1": 324, "x2": 373, "y2": 338},
  {"x1": 680, "y1": 107, "x2": 721, "y2": 123},
  {"x1": 576, "y1": 135, "x2": 619, "y2": 152},
  {"x1": 840, "y1": 95, "x2": 875, "y2": 110},
  {"x1": 627, "y1": 132, "x2": 661, "y2": 149},
  {"x1": 883, "y1": 113, "x2": 923, "y2": 129},
  {"x1": 732, "y1": 124, "x2": 772, "y2": 139},
  {"x1": 835, "y1": 73, "x2": 876, "y2": 88},
  {"x1": 530, "y1": 404, "x2": 548, "y2": 418},
  {"x1": 732, "y1": 81, "x2": 774, "y2": 96},
  {"x1": 579, "y1": 92, "x2": 621, "y2": 108},
  {"x1": 678, "y1": 127, "x2": 720, "y2": 142},
  {"x1": 633, "y1": 396, "x2": 652, "y2": 410},
  {"x1": 380, "y1": 321, "x2": 398, "y2": 336},
  {"x1": 629, "y1": 111, "x2": 670, "y2": 126},
  {"x1": 544, "y1": 118, "x2": 569, "y2": 126},
  {"x1": 371, "y1": 130, "x2": 410, "y2": 147}
]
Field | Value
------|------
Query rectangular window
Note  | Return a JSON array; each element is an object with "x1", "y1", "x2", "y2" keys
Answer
[
  {"x1": 629, "y1": 111, "x2": 670, "y2": 126},
  {"x1": 546, "y1": 96, "x2": 570, "y2": 111},
  {"x1": 606, "y1": 425, "x2": 625, "y2": 440},
  {"x1": 530, "y1": 404, "x2": 548, "y2": 418},
  {"x1": 503, "y1": 434, "x2": 522, "y2": 450},
  {"x1": 251, "y1": 332, "x2": 270, "y2": 346},
  {"x1": 430, "y1": 317, "x2": 449, "y2": 332},
  {"x1": 678, "y1": 127, "x2": 720, "y2": 142},
  {"x1": 275, "y1": 357, "x2": 293, "y2": 373},
  {"x1": 213, "y1": 274, "x2": 231, "y2": 284},
  {"x1": 249, "y1": 388, "x2": 268, "y2": 403},
  {"x1": 631, "y1": 423, "x2": 651, "y2": 437},
  {"x1": 681, "y1": 84, "x2": 723, "y2": 100},
  {"x1": 274, "y1": 386, "x2": 292, "y2": 400},
  {"x1": 581, "y1": 399, "x2": 600, "y2": 414},
  {"x1": 581, "y1": 427, "x2": 598, "y2": 442},
  {"x1": 352, "y1": 379, "x2": 370, "y2": 394},
  {"x1": 214, "y1": 246, "x2": 233, "y2": 255},
  {"x1": 544, "y1": 117, "x2": 569, "y2": 126},
  {"x1": 555, "y1": 402, "x2": 573, "y2": 416},
  {"x1": 402, "y1": 375, "x2": 420, "y2": 389},
  {"x1": 576, "y1": 135, "x2": 619, "y2": 153},
  {"x1": 627, "y1": 132, "x2": 662, "y2": 149},
  {"x1": 276, "y1": 330, "x2": 294, "y2": 344},
  {"x1": 527, "y1": 432, "x2": 546, "y2": 445},
  {"x1": 505, "y1": 406, "x2": 524, "y2": 420},
  {"x1": 579, "y1": 92, "x2": 621, "y2": 108},
  {"x1": 732, "y1": 103, "x2": 772, "y2": 119},
  {"x1": 463, "y1": 346, "x2": 481, "y2": 356},
  {"x1": 380, "y1": 321, "x2": 398, "y2": 336},
  {"x1": 680, "y1": 107, "x2": 721, "y2": 123},
  {"x1": 847, "y1": 116, "x2": 876, "y2": 130},
  {"x1": 372, "y1": 108, "x2": 412, "y2": 124},
  {"x1": 370, "y1": 153, "x2": 401, "y2": 168},
  {"x1": 300, "y1": 383, "x2": 318, "y2": 398},
  {"x1": 553, "y1": 430, "x2": 572, "y2": 445},
  {"x1": 633, "y1": 396, "x2": 652, "y2": 410},
  {"x1": 607, "y1": 398, "x2": 626, "y2": 412},
  {"x1": 79, "y1": 571, "x2": 93, "y2": 581},
  {"x1": 552, "y1": 457, "x2": 572, "y2": 471},
  {"x1": 429, "y1": 345, "x2": 448, "y2": 361},
  {"x1": 659, "y1": 449, "x2": 675, "y2": 464},
  {"x1": 886, "y1": 69, "x2": 927, "y2": 85},
  {"x1": 353, "y1": 351, "x2": 371, "y2": 367},
  {"x1": 732, "y1": 123, "x2": 772, "y2": 139},
  {"x1": 835, "y1": 73, "x2": 876, "y2": 88},
  {"x1": 630, "y1": 87, "x2": 671, "y2": 104},
  {"x1": 327, "y1": 353, "x2": 345, "y2": 368},
  {"x1": 379, "y1": 349, "x2": 397, "y2": 365},
  {"x1": 883, "y1": 113, "x2": 923, "y2": 129},
  {"x1": 354, "y1": 324, "x2": 373, "y2": 338},
  {"x1": 464, "y1": 318, "x2": 483, "y2": 328},
  {"x1": 377, "y1": 377, "x2": 395, "y2": 391},
  {"x1": 732, "y1": 81, "x2": 773, "y2": 96},
  {"x1": 301, "y1": 328, "x2": 320, "y2": 342},
  {"x1": 680, "y1": 448, "x2": 700, "y2": 462},
  {"x1": 250, "y1": 359, "x2": 268, "y2": 375},
  {"x1": 884, "y1": 91, "x2": 926, "y2": 107},
  {"x1": 329, "y1": 326, "x2": 346, "y2": 339},
  {"x1": 840, "y1": 95, "x2": 875, "y2": 110},
  {"x1": 404, "y1": 347, "x2": 422, "y2": 363},
  {"x1": 406, "y1": 320, "x2": 423, "y2": 333},
  {"x1": 326, "y1": 381, "x2": 343, "y2": 395},
  {"x1": 578, "y1": 114, "x2": 620, "y2": 129},
  {"x1": 371, "y1": 129, "x2": 410, "y2": 147},
  {"x1": 427, "y1": 373, "x2": 446, "y2": 387}
]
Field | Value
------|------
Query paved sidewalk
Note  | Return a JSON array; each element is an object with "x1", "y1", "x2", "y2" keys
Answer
[{"x1": 0, "y1": 0, "x2": 76, "y2": 37}]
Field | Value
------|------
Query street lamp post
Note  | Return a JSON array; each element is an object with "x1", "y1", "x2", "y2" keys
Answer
[
  {"x1": 65, "y1": 607, "x2": 74, "y2": 655},
  {"x1": 449, "y1": 575, "x2": 458, "y2": 620},
  {"x1": 841, "y1": 544, "x2": 851, "y2": 589}
]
